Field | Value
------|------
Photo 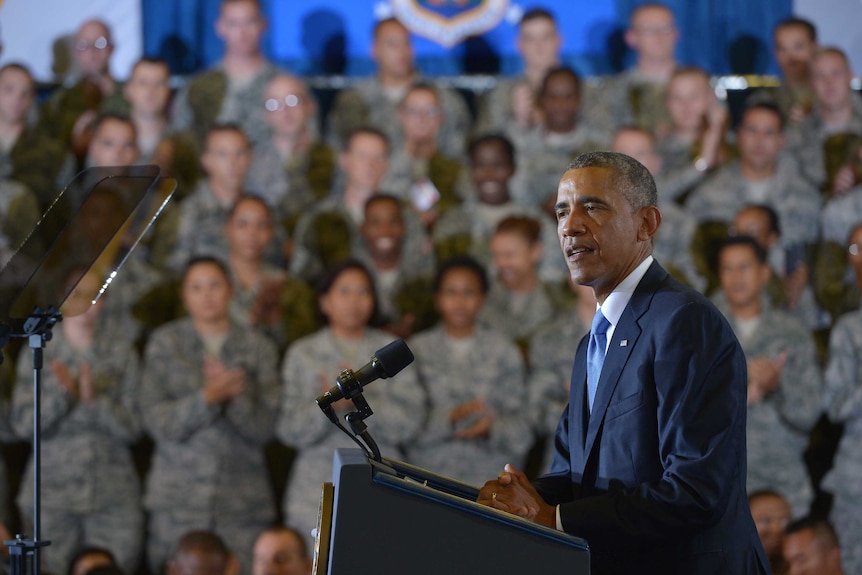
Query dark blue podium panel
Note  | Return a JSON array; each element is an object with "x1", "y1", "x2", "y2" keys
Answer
[{"x1": 319, "y1": 448, "x2": 589, "y2": 575}]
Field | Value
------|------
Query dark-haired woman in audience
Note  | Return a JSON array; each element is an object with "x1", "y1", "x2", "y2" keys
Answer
[
  {"x1": 139, "y1": 257, "x2": 279, "y2": 574},
  {"x1": 276, "y1": 260, "x2": 424, "y2": 545},
  {"x1": 12, "y1": 270, "x2": 142, "y2": 575},
  {"x1": 405, "y1": 257, "x2": 532, "y2": 486}
]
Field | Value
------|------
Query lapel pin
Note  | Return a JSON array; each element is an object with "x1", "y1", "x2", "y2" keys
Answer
[{"x1": 620, "y1": 340, "x2": 628, "y2": 347}]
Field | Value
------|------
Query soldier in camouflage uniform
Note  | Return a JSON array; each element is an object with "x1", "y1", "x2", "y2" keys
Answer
[
  {"x1": 654, "y1": 67, "x2": 729, "y2": 203},
  {"x1": 0, "y1": 64, "x2": 75, "y2": 211},
  {"x1": 433, "y1": 134, "x2": 564, "y2": 283},
  {"x1": 687, "y1": 103, "x2": 820, "y2": 289},
  {"x1": 733, "y1": 205, "x2": 824, "y2": 331},
  {"x1": 821, "y1": 222, "x2": 862, "y2": 574},
  {"x1": 38, "y1": 19, "x2": 124, "y2": 162},
  {"x1": 526, "y1": 282, "x2": 596, "y2": 474},
  {"x1": 326, "y1": 17, "x2": 471, "y2": 158},
  {"x1": 475, "y1": 8, "x2": 561, "y2": 135},
  {"x1": 379, "y1": 83, "x2": 466, "y2": 230},
  {"x1": 122, "y1": 58, "x2": 202, "y2": 202},
  {"x1": 747, "y1": 18, "x2": 819, "y2": 127},
  {"x1": 357, "y1": 194, "x2": 435, "y2": 338},
  {"x1": 12, "y1": 271, "x2": 143, "y2": 575},
  {"x1": 224, "y1": 196, "x2": 319, "y2": 352},
  {"x1": 478, "y1": 216, "x2": 564, "y2": 355},
  {"x1": 713, "y1": 237, "x2": 822, "y2": 516},
  {"x1": 290, "y1": 128, "x2": 427, "y2": 284},
  {"x1": 610, "y1": 126, "x2": 704, "y2": 290},
  {"x1": 140, "y1": 258, "x2": 279, "y2": 574},
  {"x1": 276, "y1": 261, "x2": 425, "y2": 545},
  {"x1": 511, "y1": 67, "x2": 608, "y2": 212},
  {"x1": 169, "y1": 125, "x2": 254, "y2": 271},
  {"x1": 171, "y1": 0, "x2": 280, "y2": 148},
  {"x1": 582, "y1": 4, "x2": 679, "y2": 136},
  {"x1": 405, "y1": 257, "x2": 532, "y2": 486},
  {"x1": 784, "y1": 48, "x2": 862, "y2": 195},
  {"x1": 246, "y1": 74, "x2": 335, "y2": 239}
]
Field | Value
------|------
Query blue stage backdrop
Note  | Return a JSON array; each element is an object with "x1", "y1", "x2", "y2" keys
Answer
[{"x1": 142, "y1": 0, "x2": 793, "y2": 78}]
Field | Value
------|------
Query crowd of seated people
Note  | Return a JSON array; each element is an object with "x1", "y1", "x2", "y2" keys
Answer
[{"x1": 1, "y1": 1, "x2": 862, "y2": 574}]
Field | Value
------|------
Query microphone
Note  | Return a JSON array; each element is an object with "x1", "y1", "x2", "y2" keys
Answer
[{"x1": 316, "y1": 339, "x2": 414, "y2": 410}]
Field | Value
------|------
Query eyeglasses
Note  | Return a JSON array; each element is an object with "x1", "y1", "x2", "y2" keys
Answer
[
  {"x1": 850, "y1": 243, "x2": 860, "y2": 256},
  {"x1": 264, "y1": 95, "x2": 303, "y2": 112},
  {"x1": 75, "y1": 36, "x2": 110, "y2": 52}
]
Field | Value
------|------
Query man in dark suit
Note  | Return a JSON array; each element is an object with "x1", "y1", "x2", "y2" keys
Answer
[{"x1": 477, "y1": 151, "x2": 770, "y2": 574}]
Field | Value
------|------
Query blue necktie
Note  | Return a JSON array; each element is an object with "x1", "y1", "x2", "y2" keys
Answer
[{"x1": 587, "y1": 309, "x2": 611, "y2": 413}]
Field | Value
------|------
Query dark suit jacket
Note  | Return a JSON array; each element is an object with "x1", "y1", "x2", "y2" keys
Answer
[{"x1": 533, "y1": 261, "x2": 771, "y2": 575}]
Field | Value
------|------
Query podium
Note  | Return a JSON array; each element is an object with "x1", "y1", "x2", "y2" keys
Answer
[{"x1": 314, "y1": 449, "x2": 590, "y2": 575}]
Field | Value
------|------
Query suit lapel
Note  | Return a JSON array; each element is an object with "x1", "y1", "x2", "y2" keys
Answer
[
  {"x1": 568, "y1": 337, "x2": 589, "y2": 460},
  {"x1": 582, "y1": 262, "x2": 667, "y2": 461}
]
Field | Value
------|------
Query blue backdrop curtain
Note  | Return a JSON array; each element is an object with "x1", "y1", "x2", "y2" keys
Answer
[
  {"x1": 142, "y1": 0, "x2": 793, "y2": 77},
  {"x1": 142, "y1": 0, "x2": 272, "y2": 75},
  {"x1": 614, "y1": 0, "x2": 793, "y2": 74}
]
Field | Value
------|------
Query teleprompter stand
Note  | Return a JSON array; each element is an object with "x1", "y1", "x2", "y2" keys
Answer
[{"x1": 0, "y1": 165, "x2": 176, "y2": 575}]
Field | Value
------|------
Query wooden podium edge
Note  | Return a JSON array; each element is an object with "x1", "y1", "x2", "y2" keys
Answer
[{"x1": 313, "y1": 482, "x2": 334, "y2": 575}]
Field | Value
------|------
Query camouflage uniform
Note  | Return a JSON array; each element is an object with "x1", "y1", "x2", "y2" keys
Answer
[
  {"x1": 478, "y1": 281, "x2": 563, "y2": 355},
  {"x1": 289, "y1": 193, "x2": 428, "y2": 284},
  {"x1": 474, "y1": 76, "x2": 527, "y2": 135},
  {"x1": 820, "y1": 185, "x2": 862, "y2": 245},
  {"x1": 784, "y1": 96, "x2": 862, "y2": 192},
  {"x1": 510, "y1": 125, "x2": 608, "y2": 211},
  {"x1": 245, "y1": 141, "x2": 335, "y2": 237},
  {"x1": 653, "y1": 200, "x2": 705, "y2": 291},
  {"x1": 527, "y1": 306, "x2": 591, "y2": 474},
  {"x1": 822, "y1": 306, "x2": 862, "y2": 573},
  {"x1": 712, "y1": 293, "x2": 822, "y2": 516},
  {"x1": 0, "y1": 126, "x2": 75, "y2": 211},
  {"x1": 12, "y1": 327, "x2": 143, "y2": 575},
  {"x1": 379, "y1": 149, "x2": 465, "y2": 217},
  {"x1": 139, "y1": 317, "x2": 279, "y2": 574},
  {"x1": 746, "y1": 85, "x2": 815, "y2": 128},
  {"x1": 686, "y1": 158, "x2": 821, "y2": 249},
  {"x1": 432, "y1": 198, "x2": 565, "y2": 283},
  {"x1": 0, "y1": 179, "x2": 42, "y2": 264},
  {"x1": 172, "y1": 62, "x2": 280, "y2": 148},
  {"x1": 655, "y1": 134, "x2": 710, "y2": 203},
  {"x1": 229, "y1": 265, "x2": 320, "y2": 354},
  {"x1": 38, "y1": 78, "x2": 121, "y2": 152},
  {"x1": 326, "y1": 76, "x2": 471, "y2": 158},
  {"x1": 816, "y1": 187, "x2": 862, "y2": 323},
  {"x1": 404, "y1": 324, "x2": 532, "y2": 485},
  {"x1": 356, "y1": 253, "x2": 435, "y2": 333},
  {"x1": 275, "y1": 327, "x2": 425, "y2": 543},
  {"x1": 168, "y1": 181, "x2": 235, "y2": 271},
  {"x1": 582, "y1": 69, "x2": 672, "y2": 137}
]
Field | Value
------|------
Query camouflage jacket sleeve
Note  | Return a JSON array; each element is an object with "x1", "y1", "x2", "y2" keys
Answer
[
  {"x1": 222, "y1": 329, "x2": 279, "y2": 445},
  {"x1": 12, "y1": 345, "x2": 75, "y2": 440},
  {"x1": 84, "y1": 345, "x2": 142, "y2": 442},
  {"x1": 139, "y1": 322, "x2": 223, "y2": 442},
  {"x1": 276, "y1": 333, "x2": 335, "y2": 448},
  {"x1": 765, "y1": 316, "x2": 823, "y2": 431},
  {"x1": 278, "y1": 276, "x2": 321, "y2": 350},
  {"x1": 824, "y1": 312, "x2": 862, "y2": 422},
  {"x1": 1, "y1": 181, "x2": 42, "y2": 250}
]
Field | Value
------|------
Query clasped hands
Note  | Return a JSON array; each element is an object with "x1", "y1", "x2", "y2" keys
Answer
[{"x1": 477, "y1": 464, "x2": 556, "y2": 529}]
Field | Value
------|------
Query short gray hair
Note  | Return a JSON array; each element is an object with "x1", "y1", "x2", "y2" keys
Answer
[{"x1": 566, "y1": 151, "x2": 657, "y2": 210}]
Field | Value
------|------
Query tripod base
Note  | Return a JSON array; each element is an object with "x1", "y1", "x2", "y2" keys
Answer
[{"x1": 5, "y1": 534, "x2": 51, "y2": 575}]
